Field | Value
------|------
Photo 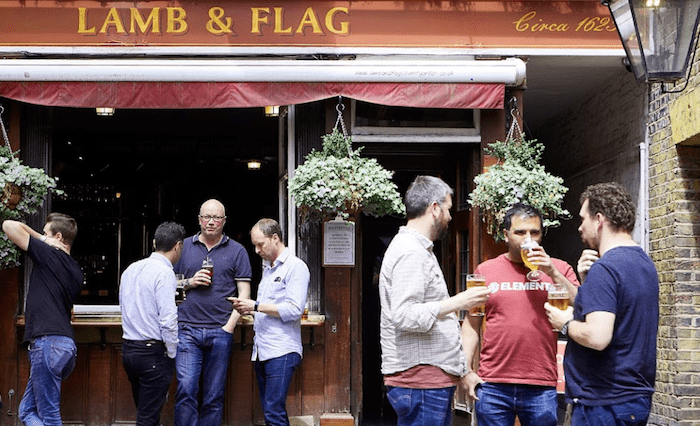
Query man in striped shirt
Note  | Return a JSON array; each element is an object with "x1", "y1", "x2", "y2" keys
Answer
[{"x1": 379, "y1": 175, "x2": 491, "y2": 426}]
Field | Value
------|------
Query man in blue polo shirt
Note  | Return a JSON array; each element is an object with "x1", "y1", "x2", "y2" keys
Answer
[{"x1": 173, "y1": 199, "x2": 252, "y2": 426}]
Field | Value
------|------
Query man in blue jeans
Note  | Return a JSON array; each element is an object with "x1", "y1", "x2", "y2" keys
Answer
[
  {"x1": 230, "y1": 218, "x2": 310, "y2": 426},
  {"x1": 173, "y1": 199, "x2": 252, "y2": 426},
  {"x1": 3, "y1": 213, "x2": 82, "y2": 426},
  {"x1": 378, "y1": 176, "x2": 490, "y2": 426},
  {"x1": 546, "y1": 183, "x2": 659, "y2": 426}
]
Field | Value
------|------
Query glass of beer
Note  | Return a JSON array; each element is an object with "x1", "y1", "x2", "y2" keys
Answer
[
  {"x1": 174, "y1": 273, "x2": 186, "y2": 304},
  {"x1": 467, "y1": 274, "x2": 486, "y2": 316},
  {"x1": 547, "y1": 282, "x2": 569, "y2": 331},
  {"x1": 520, "y1": 239, "x2": 541, "y2": 282},
  {"x1": 202, "y1": 257, "x2": 214, "y2": 285}
]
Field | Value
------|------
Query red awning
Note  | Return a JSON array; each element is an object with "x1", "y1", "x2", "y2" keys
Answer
[{"x1": 0, "y1": 82, "x2": 504, "y2": 109}]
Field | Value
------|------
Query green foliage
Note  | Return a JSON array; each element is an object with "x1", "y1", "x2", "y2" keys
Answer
[
  {"x1": 468, "y1": 138, "x2": 570, "y2": 242},
  {"x1": 289, "y1": 129, "x2": 406, "y2": 221},
  {"x1": 0, "y1": 146, "x2": 63, "y2": 269}
]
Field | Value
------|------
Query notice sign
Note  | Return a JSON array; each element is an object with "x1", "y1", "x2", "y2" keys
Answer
[{"x1": 323, "y1": 219, "x2": 355, "y2": 267}]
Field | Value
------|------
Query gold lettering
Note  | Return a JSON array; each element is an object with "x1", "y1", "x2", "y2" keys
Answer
[
  {"x1": 251, "y1": 7, "x2": 270, "y2": 34},
  {"x1": 325, "y1": 7, "x2": 349, "y2": 35},
  {"x1": 274, "y1": 7, "x2": 292, "y2": 34},
  {"x1": 513, "y1": 11, "x2": 536, "y2": 32},
  {"x1": 295, "y1": 7, "x2": 323, "y2": 34},
  {"x1": 167, "y1": 7, "x2": 187, "y2": 34},
  {"x1": 99, "y1": 8, "x2": 127, "y2": 34},
  {"x1": 130, "y1": 8, "x2": 160, "y2": 34},
  {"x1": 206, "y1": 7, "x2": 233, "y2": 34},
  {"x1": 78, "y1": 8, "x2": 96, "y2": 34}
]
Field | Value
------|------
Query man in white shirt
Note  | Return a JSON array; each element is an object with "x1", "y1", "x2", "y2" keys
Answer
[
  {"x1": 120, "y1": 221, "x2": 186, "y2": 426},
  {"x1": 229, "y1": 218, "x2": 310, "y2": 426}
]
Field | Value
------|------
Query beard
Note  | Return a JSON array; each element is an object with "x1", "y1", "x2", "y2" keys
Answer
[{"x1": 433, "y1": 216, "x2": 449, "y2": 240}]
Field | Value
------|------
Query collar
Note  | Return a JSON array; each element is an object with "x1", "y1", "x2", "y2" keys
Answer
[
  {"x1": 265, "y1": 247, "x2": 291, "y2": 269},
  {"x1": 149, "y1": 251, "x2": 174, "y2": 269},
  {"x1": 399, "y1": 226, "x2": 434, "y2": 251},
  {"x1": 192, "y1": 232, "x2": 229, "y2": 248}
]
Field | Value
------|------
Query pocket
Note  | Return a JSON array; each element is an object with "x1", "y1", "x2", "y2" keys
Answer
[
  {"x1": 610, "y1": 398, "x2": 650, "y2": 426},
  {"x1": 49, "y1": 342, "x2": 76, "y2": 379},
  {"x1": 386, "y1": 387, "x2": 412, "y2": 417}
]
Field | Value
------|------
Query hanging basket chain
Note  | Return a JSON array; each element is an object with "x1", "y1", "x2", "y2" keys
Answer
[
  {"x1": 506, "y1": 106, "x2": 525, "y2": 146},
  {"x1": 0, "y1": 105, "x2": 12, "y2": 152},
  {"x1": 334, "y1": 97, "x2": 352, "y2": 156}
]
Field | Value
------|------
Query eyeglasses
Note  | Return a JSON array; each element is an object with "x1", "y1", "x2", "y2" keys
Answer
[{"x1": 199, "y1": 215, "x2": 226, "y2": 223}]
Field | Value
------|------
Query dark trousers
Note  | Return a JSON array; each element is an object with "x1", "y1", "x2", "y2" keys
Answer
[{"x1": 122, "y1": 340, "x2": 175, "y2": 426}]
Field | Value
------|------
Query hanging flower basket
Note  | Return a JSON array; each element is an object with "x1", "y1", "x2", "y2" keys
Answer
[
  {"x1": 0, "y1": 144, "x2": 63, "y2": 269},
  {"x1": 468, "y1": 135, "x2": 570, "y2": 242},
  {"x1": 289, "y1": 128, "x2": 405, "y2": 222}
]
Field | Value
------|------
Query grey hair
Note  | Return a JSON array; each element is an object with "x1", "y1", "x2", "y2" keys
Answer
[{"x1": 404, "y1": 176, "x2": 454, "y2": 220}]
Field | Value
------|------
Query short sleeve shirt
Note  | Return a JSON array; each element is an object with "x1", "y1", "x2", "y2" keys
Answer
[
  {"x1": 174, "y1": 233, "x2": 252, "y2": 327},
  {"x1": 564, "y1": 246, "x2": 658, "y2": 405},
  {"x1": 24, "y1": 237, "x2": 82, "y2": 342}
]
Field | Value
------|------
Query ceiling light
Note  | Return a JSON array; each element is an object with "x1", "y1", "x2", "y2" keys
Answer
[
  {"x1": 264, "y1": 106, "x2": 280, "y2": 117},
  {"x1": 95, "y1": 107, "x2": 115, "y2": 116}
]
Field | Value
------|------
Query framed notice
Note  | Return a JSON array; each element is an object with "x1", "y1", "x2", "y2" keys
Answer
[{"x1": 323, "y1": 218, "x2": 355, "y2": 267}]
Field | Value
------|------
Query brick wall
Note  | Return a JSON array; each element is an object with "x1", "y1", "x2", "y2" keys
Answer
[
  {"x1": 531, "y1": 57, "x2": 700, "y2": 424},
  {"x1": 647, "y1": 67, "x2": 700, "y2": 425},
  {"x1": 534, "y1": 67, "x2": 645, "y2": 268}
]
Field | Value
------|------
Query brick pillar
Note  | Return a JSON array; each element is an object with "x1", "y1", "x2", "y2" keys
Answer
[{"x1": 648, "y1": 78, "x2": 700, "y2": 425}]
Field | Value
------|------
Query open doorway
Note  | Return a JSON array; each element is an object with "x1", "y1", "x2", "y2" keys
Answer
[
  {"x1": 47, "y1": 107, "x2": 281, "y2": 304},
  {"x1": 359, "y1": 142, "x2": 478, "y2": 424}
]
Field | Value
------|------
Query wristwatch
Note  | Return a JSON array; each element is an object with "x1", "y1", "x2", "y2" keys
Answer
[
  {"x1": 254, "y1": 301, "x2": 260, "y2": 312},
  {"x1": 560, "y1": 319, "x2": 572, "y2": 336}
]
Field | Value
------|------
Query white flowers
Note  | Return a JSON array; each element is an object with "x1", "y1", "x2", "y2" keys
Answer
[
  {"x1": 468, "y1": 138, "x2": 570, "y2": 242},
  {"x1": 289, "y1": 129, "x2": 405, "y2": 221}
]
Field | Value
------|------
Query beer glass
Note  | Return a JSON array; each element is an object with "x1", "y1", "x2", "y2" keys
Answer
[
  {"x1": 467, "y1": 274, "x2": 487, "y2": 316},
  {"x1": 547, "y1": 282, "x2": 569, "y2": 331},
  {"x1": 520, "y1": 239, "x2": 541, "y2": 281},
  {"x1": 175, "y1": 273, "x2": 186, "y2": 303},
  {"x1": 202, "y1": 257, "x2": 214, "y2": 285}
]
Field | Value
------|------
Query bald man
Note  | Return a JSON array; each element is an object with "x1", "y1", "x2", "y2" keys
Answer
[{"x1": 173, "y1": 199, "x2": 253, "y2": 426}]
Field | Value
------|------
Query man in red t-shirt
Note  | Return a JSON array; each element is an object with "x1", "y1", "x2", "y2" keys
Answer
[{"x1": 461, "y1": 203, "x2": 579, "y2": 426}]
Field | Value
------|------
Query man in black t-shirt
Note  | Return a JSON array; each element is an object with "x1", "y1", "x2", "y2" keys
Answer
[{"x1": 2, "y1": 213, "x2": 82, "y2": 426}]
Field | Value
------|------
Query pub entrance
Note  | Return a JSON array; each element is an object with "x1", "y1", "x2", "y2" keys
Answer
[{"x1": 48, "y1": 106, "x2": 281, "y2": 303}]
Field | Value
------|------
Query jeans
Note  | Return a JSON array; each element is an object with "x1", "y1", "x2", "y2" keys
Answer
[
  {"x1": 255, "y1": 352, "x2": 302, "y2": 426},
  {"x1": 571, "y1": 396, "x2": 652, "y2": 426},
  {"x1": 474, "y1": 383, "x2": 558, "y2": 426},
  {"x1": 122, "y1": 340, "x2": 175, "y2": 426},
  {"x1": 175, "y1": 325, "x2": 234, "y2": 426},
  {"x1": 19, "y1": 335, "x2": 77, "y2": 426},
  {"x1": 385, "y1": 386, "x2": 455, "y2": 426}
]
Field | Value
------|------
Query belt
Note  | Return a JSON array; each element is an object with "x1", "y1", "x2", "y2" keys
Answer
[{"x1": 123, "y1": 339, "x2": 165, "y2": 347}]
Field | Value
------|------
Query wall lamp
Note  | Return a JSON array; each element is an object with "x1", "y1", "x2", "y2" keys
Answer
[
  {"x1": 603, "y1": 0, "x2": 700, "y2": 92},
  {"x1": 247, "y1": 160, "x2": 262, "y2": 170},
  {"x1": 95, "y1": 107, "x2": 115, "y2": 116}
]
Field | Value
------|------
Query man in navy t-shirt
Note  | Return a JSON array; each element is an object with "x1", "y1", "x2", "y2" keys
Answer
[
  {"x1": 2, "y1": 213, "x2": 82, "y2": 426},
  {"x1": 173, "y1": 199, "x2": 252, "y2": 426},
  {"x1": 546, "y1": 182, "x2": 659, "y2": 426}
]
